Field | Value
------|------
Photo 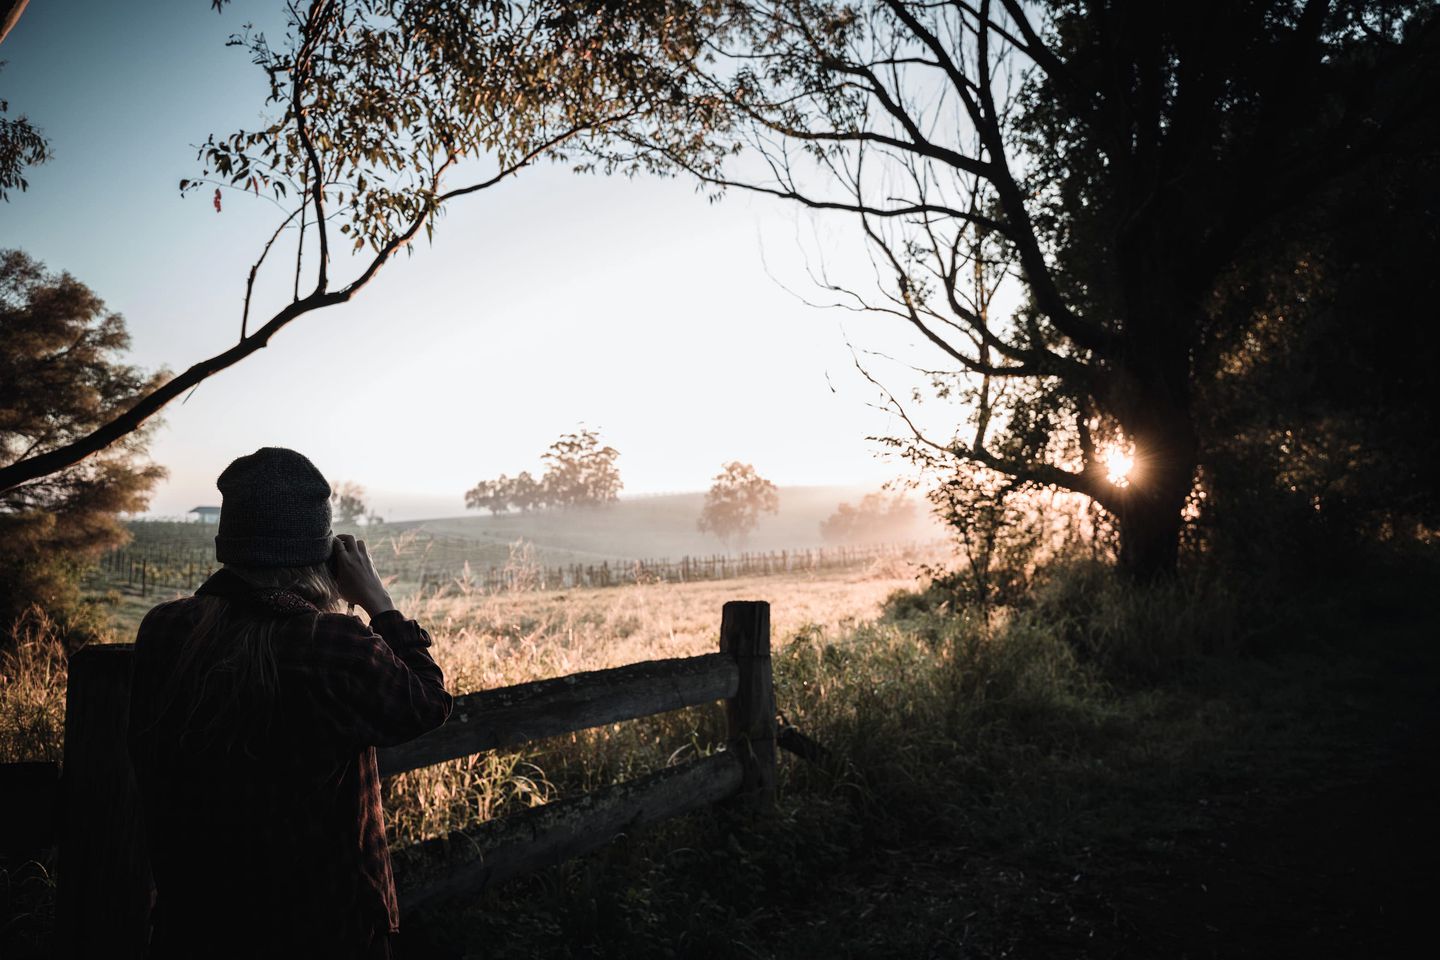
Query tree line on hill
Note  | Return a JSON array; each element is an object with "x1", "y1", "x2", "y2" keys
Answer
[
  {"x1": 464, "y1": 439, "x2": 919, "y2": 550},
  {"x1": 463, "y1": 428, "x2": 623, "y2": 514}
]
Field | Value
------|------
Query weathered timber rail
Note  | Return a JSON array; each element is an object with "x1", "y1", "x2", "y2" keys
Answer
[
  {"x1": 47, "y1": 600, "x2": 783, "y2": 959},
  {"x1": 376, "y1": 652, "x2": 739, "y2": 776}
]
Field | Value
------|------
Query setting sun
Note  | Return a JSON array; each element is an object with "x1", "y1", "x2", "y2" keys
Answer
[{"x1": 1104, "y1": 445, "x2": 1136, "y2": 487}]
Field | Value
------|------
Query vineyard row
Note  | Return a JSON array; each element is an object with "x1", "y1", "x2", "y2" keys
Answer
[{"x1": 94, "y1": 535, "x2": 940, "y2": 598}]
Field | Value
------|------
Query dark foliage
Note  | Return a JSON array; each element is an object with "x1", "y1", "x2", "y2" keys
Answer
[{"x1": 0, "y1": 250, "x2": 166, "y2": 643}]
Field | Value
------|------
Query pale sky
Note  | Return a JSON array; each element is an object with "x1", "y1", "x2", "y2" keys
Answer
[{"x1": 1, "y1": 0, "x2": 943, "y2": 520}]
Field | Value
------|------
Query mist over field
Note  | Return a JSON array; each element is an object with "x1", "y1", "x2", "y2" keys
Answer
[
  {"x1": 145, "y1": 486, "x2": 942, "y2": 554},
  {"x1": 409, "y1": 486, "x2": 944, "y2": 559}
]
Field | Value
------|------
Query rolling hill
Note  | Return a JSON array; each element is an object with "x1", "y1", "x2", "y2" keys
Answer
[{"x1": 399, "y1": 485, "x2": 944, "y2": 562}]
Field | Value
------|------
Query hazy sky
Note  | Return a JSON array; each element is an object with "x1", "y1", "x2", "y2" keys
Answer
[{"x1": 2, "y1": 0, "x2": 942, "y2": 520}]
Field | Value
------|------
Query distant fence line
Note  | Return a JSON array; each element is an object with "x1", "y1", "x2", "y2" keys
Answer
[
  {"x1": 96, "y1": 529, "x2": 940, "y2": 598},
  {"x1": 420, "y1": 540, "x2": 937, "y2": 593}
]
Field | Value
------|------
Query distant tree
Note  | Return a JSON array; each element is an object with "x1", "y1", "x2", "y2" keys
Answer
[
  {"x1": 466, "y1": 431, "x2": 622, "y2": 515},
  {"x1": 820, "y1": 492, "x2": 917, "y2": 545},
  {"x1": 540, "y1": 428, "x2": 622, "y2": 508},
  {"x1": 0, "y1": 250, "x2": 166, "y2": 643},
  {"x1": 698, "y1": 462, "x2": 779, "y2": 549},
  {"x1": 329, "y1": 480, "x2": 369, "y2": 526}
]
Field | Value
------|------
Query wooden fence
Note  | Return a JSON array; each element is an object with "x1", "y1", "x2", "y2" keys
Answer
[{"x1": 39, "y1": 600, "x2": 788, "y2": 958}]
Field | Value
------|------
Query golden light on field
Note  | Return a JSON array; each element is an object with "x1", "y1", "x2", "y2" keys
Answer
[{"x1": 1103, "y1": 444, "x2": 1136, "y2": 487}]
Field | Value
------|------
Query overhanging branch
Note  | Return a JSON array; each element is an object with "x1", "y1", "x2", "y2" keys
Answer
[{"x1": 0, "y1": 119, "x2": 603, "y2": 495}]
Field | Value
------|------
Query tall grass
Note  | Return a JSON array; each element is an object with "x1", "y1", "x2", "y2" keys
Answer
[
  {"x1": 0, "y1": 559, "x2": 1258, "y2": 840},
  {"x1": 0, "y1": 608, "x2": 68, "y2": 765},
  {"x1": 381, "y1": 557, "x2": 1264, "y2": 854}
]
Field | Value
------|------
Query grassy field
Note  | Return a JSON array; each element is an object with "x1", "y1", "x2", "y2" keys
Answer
[
  {"x1": 82, "y1": 540, "x2": 923, "y2": 643},
  {"x1": 86, "y1": 488, "x2": 945, "y2": 630},
  {"x1": 5, "y1": 548, "x2": 1437, "y2": 959}
]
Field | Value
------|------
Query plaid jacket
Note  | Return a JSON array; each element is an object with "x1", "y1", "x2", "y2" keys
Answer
[{"x1": 127, "y1": 569, "x2": 453, "y2": 959}]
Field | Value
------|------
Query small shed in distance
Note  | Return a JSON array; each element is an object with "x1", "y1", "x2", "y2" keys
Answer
[{"x1": 188, "y1": 506, "x2": 221, "y2": 524}]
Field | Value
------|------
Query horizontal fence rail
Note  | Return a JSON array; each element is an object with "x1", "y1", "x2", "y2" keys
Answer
[{"x1": 377, "y1": 653, "x2": 740, "y2": 777}]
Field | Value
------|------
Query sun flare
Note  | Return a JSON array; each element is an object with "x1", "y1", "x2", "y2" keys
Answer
[{"x1": 1103, "y1": 445, "x2": 1135, "y2": 487}]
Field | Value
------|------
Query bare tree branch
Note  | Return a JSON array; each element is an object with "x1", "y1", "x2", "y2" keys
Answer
[
  {"x1": 851, "y1": 345, "x2": 1108, "y2": 504},
  {"x1": 0, "y1": 121, "x2": 600, "y2": 494}
]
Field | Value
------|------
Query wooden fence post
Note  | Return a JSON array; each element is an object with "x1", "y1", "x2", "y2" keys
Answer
[
  {"x1": 57, "y1": 644, "x2": 151, "y2": 959},
  {"x1": 720, "y1": 601, "x2": 776, "y2": 807}
]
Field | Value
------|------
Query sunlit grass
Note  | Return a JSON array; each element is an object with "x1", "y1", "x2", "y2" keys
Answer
[
  {"x1": 380, "y1": 565, "x2": 920, "y2": 843},
  {"x1": 0, "y1": 563, "x2": 922, "y2": 846},
  {"x1": 0, "y1": 607, "x2": 67, "y2": 765}
]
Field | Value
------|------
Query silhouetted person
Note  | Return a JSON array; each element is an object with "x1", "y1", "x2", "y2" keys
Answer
[{"x1": 127, "y1": 448, "x2": 453, "y2": 958}]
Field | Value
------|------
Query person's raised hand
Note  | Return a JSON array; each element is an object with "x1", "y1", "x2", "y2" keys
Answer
[{"x1": 332, "y1": 534, "x2": 396, "y2": 618}]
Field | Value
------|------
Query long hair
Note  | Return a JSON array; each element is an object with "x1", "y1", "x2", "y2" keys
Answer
[{"x1": 151, "y1": 563, "x2": 343, "y2": 757}]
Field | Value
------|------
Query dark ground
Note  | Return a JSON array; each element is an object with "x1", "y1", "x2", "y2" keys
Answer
[
  {"x1": 1063, "y1": 597, "x2": 1439, "y2": 959},
  {"x1": 831, "y1": 626, "x2": 1437, "y2": 959},
  {"x1": 876, "y1": 705, "x2": 1440, "y2": 960},
  {"x1": 805, "y1": 618, "x2": 1438, "y2": 959}
]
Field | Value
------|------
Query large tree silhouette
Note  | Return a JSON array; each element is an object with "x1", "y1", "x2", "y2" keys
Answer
[{"x1": 608, "y1": 0, "x2": 1439, "y2": 576}]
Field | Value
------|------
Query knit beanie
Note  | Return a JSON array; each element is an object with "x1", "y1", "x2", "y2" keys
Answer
[{"x1": 214, "y1": 447, "x2": 334, "y2": 567}]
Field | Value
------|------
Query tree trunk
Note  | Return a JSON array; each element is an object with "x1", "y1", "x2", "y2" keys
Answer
[
  {"x1": 1116, "y1": 480, "x2": 1188, "y2": 578},
  {"x1": 1114, "y1": 400, "x2": 1196, "y2": 580},
  {"x1": 1108, "y1": 225, "x2": 1201, "y2": 579}
]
